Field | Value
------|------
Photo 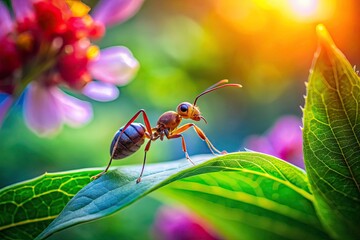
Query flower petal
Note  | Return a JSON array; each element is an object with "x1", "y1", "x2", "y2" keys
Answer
[
  {"x1": 0, "y1": 94, "x2": 13, "y2": 128},
  {"x1": 153, "y1": 206, "x2": 222, "y2": 240},
  {"x1": 244, "y1": 135, "x2": 277, "y2": 157},
  {"x1": 0, "y1": 2, "x2": 13, "y2": 38},
  {"x1": 92, "y1": 0, "x2": 144, "y2": 26},
  {"x1": 11, "y1": 0, "x2": 34, "y2": 22},
  {"x1": 267, "y1": 116, "x2": 302, "y2": 148},
  {"x1": 82, "y1": 81, "x2": 119, "y2": 102},
  {"x1": 267, "y1": 116, "x2": 304, "y2": 168},
  {"x1": 53, "y1": 89, "x2": 93, "y2": 127},
  {"x1": 89, "y1": 46, "x2": 139, "y2": 85},
  {"x1": 23, "y1": 83, "x2": 63, "y2": 136}
]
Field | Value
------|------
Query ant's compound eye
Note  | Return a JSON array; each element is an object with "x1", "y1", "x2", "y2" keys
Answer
[{"x1": 180, "y1": 104, "x2": 188, "y2": 112}]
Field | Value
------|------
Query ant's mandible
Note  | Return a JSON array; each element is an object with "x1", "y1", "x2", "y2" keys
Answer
[{"x1": 91, "y1": 79, "x2": 242, "y2": 183}]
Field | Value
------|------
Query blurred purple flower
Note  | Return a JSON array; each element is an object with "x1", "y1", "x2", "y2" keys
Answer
[
  {"x1": 152, "y1": 206, "x2": 222, "y2": 240},
  {"x1": 89, "y1": 46, "x2": 139, "y2": 86},
  {"x1": 92, "y1": 0, "x2": 144, "y2": 26},
  {"x1": 24, "y1": 82, "x2": 93, "y2": 136},
  {"x1": 244, "y1": 115, "x2": 304, "y2": 168},
  {"x1": 0, "y1": 0, "x2": 143, "y2": 136},
  {"x1": 0, "y1": 2, "x2": 13, "y2": 38}
]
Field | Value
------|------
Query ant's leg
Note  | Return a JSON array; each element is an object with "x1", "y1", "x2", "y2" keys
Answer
[
  {"x1": 166, "y1": 134, "x2": 195, "y2": 165},
  {"x1": 109, "y1": 109, "x2": 153, "y2": 162},
  {"x1": 136, "y1": 139, "x2": 152, "y2": 184},
  {"x1": 91, "y1": 109, "x2": 153, "y2": 180},
  {"x1": 171, "y1": 123, "x2": 223, "y2": 155}
]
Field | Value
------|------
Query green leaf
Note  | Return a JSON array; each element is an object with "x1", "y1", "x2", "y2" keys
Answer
[
  {"x1": 0, "y1": 169, "x2": 101, "y2": 240},
  {"x1": 37, "y1": 152, "x2": 328, "y2": 239},
  {"x1": 303, "y1": 24, "x2": 360, "y2": 239},
  {"x1": 160, "y1": 170, "x2": 328, "y2": 239}
]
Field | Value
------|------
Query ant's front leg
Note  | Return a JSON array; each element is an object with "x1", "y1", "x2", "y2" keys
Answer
[
  {"x1": 166, "y1": 133, "x2": 195, "y2": 165},
  {"x1": 171, "y1": 123, "x2": 223, "y2": 155}
]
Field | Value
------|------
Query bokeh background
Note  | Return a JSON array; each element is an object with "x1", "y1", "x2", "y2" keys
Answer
[{"x1": 1, "y1": 0, "x2": 359, "y2": 239}]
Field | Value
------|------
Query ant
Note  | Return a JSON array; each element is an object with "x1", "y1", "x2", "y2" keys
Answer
[{"x1": 91, "y1": 79, "x2": 242, "y2": 183}]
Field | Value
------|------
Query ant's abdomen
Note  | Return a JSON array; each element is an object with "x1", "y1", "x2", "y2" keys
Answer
[{"x1": 110, "y1": 123, "x2": 146, "y2": 159}]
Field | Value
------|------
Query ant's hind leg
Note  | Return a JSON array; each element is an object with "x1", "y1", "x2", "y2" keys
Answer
[
  {"x1": 91, "y1": 157, "x2": 114, "y2": 180},
  {"x1": 136, "y1": 140, "x2": 152, "y2": 184},
  {"x1": 91, "y1": 171, "x2": 104, "y2": 181},
  {"x1": 91, "y1": 109, "x2": 153, "y2": 181}
]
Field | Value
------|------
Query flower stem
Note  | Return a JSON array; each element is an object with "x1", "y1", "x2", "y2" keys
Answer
[
  {"x1": 14, "y1": 60, "x2": 56, "y2": 98},
  {"x1": 14, "y1": 41, "x2": 59, "y2": 98}
]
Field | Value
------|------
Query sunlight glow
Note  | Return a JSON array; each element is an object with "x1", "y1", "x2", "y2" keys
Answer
[
  {"x1": 284, "y1": 0, "x2": 336, "y2": 21},
  {"x1": 216, "y1": 0, "x2": 336, "y2": 31},
  {"x1": 289, "y1": 0, "x2": 318, "y2": 18},
  {"x1": 255, "y1": 0, "x2": 336, "y2": 22}
]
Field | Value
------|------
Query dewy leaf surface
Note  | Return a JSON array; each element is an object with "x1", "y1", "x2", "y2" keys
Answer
[
  {"x1": 0, "y1": 169, "x2": 101, "y2": 240},
  {"x1": 37, "y1": 152, "x2": 328, "y2": 239},
  {"x1": 303, "y1": 24, "x2": 360, "y2": 239}
]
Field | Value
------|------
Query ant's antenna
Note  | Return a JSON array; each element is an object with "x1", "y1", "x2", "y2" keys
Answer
[{"x1": 193, "y1": 79, "x2": 242, "y2": 106}]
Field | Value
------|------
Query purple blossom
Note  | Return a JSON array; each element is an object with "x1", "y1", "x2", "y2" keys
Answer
[
  {"x1": 82, "y1": 46, "x2": 139, "y2": 103},
  {"x1": 89, "y1": 46, "x2": 139, "y2": 86},
  {"x1": 0, "y1": 0, "x2": 143, "y2": 136},
  {"x1": 24, "y1": 82, "x2": 92, "y2": 136},
  {"x1": 11, "y1": 0, "x2": 34, "y2": 22},
  {"x1": 0, "y1": 2, "x2": 13, "y2": 38},
  {"x1": 244, "y1": 115, "x2": 304, "y2": 168},
  {"x1": 152, "y1": 206, "x2": 223, "y2": 240},
  {"x1": 82, "y1": 81, "x2": 120, "y2": 102},
  {"x1": 92, "y1": 0, "x2": 144, "y2": 26}
]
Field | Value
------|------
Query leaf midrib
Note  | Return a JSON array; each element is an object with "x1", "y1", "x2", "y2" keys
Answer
[
  {"x1": 319, "y1": 47, "x2": 360, "y2": 192},
  {"x1": 169, "y1": 180, "x2": 320, "y2": 227},
  {"x1": 213, "y1": 166, "x2": 312, "y2": 201}
]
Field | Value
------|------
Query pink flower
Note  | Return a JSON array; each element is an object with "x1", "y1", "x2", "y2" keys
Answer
[
  {"x1": 0, "y1": 2, "x2": 13, "y2": 38},
  {"x1": 0, "y1": 0, "x2": 142, "y2": 136},
  {"x1": 92, "y1": 0, "x2": 144, "y2": 26},
  {"x1": 23, "y1": 82, "x2": 92, "y2": 136},
  {"x1": 152, "y1": 206, "x2": 223, "y2": 240},
  {"x1": 89, "y1": 46, "x2": 139, "y2": 85},
  {"x1": 244, "y1": 116, "x2": 304, "y2": 168}
]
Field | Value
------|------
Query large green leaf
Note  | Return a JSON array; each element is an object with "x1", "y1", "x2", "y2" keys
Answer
[
  {"x1": 0, "y1": 169, "x2": 100, "y2": 240},
  {"x1": 37, "y1": 152, "x2": 328, "y2": 239},
  {"x1": 160, "y1": 170, "x2": 328, "y2": 239},
  {"x1": 303, "y1": 24, "x2": 360, "y2": 239}
]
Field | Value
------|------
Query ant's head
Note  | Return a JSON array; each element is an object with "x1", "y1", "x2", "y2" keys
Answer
[
  {"x1": 176, "y1": 102, "x2": 206, "y2": 122},
  {"x1": 176, "y1": 79, "x2": 242, "y2": 123}
]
